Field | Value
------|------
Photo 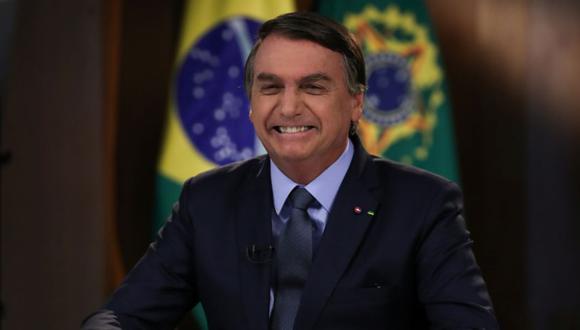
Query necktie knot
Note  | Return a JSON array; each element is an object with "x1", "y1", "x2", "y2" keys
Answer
[{"x1": 288, "y1": 187, "x2": 314, "y2": 211}]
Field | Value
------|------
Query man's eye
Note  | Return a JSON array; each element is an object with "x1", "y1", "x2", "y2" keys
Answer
[
  {"x1": 303, "y1": 84, "x2": 326, "y2": 95},
  {"x1": 259, "y1": 85, "x2": 281, "y2": 95}
]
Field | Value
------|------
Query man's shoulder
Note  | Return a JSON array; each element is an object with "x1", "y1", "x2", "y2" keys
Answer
[
  {"x1": 364, "y1": 156, "x2": 464, "y2": 220},
  {"x1": 182, "y1": 154, "x2": 268, "y2": 192},
  {"x1": 368, "y1": 155, "x2": 458, "y2": 194}
]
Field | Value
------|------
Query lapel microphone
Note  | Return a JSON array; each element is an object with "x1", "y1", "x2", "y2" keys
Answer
[{"x1": 246, "y1": 244, "x2": 274, "y2": 264}]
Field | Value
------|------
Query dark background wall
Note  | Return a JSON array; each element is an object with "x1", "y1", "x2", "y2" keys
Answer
[
  {"x1": 431, "y1": 1, "x2": 531, "y2": 327},
  {"x1": 1, "y1": 0, "x2": 105, "y2": 329},
  {"x1": 1, "y1": 0, "x2": 579, "y2": 329}
]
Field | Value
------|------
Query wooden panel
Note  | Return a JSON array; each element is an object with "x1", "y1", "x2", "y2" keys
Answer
[
  {"x1": 427, "y1": 1, "x2": 529, "y2": 328},
  {"x1": 527, "y1": 1, "x2": 580, "y2": 328},
  {"x1": 1, "y1": 0, "x2": 105, "y2": 328},
  {"x1": 102, "y1": 0, "x2": 125, "y2": 294},
  {"x1": 115, "y1": 0, "x2": 183, "y2": 270},
  {"x1": 429, "y1": 0, "x2": 580, "y2": 328},
  {"x1": 528, "y1": 0, "x2": 580, "y2": 128}
]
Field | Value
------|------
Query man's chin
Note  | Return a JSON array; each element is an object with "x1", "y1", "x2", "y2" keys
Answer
[
  {"x1": 269, "y1": 150, "x2": 315, "y2": 166},
  {"x1": 272, "y1": 152, "x2": 311, "y2": 162}
]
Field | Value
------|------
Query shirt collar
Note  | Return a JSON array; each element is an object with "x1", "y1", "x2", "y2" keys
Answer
[{"x1": 270, "y1": 138, "x2": 354, "y2": 215}]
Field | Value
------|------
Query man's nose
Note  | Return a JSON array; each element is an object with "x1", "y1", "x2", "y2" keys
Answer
[{"x1": 279, "y1": 89, "x2": 302, "y2": 117}]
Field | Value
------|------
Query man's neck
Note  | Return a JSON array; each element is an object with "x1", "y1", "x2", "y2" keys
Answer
[
  {"x1": 270, "y1": 139, "x2": 354, "y2": 215},
  {"x1": 270, "y1": 138, "x2": 352, "y2": 185}
]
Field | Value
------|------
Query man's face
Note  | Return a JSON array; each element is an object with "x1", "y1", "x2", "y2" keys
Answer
[{"x1": 249, "y1": 35, "x2": 363, "y2": 178}]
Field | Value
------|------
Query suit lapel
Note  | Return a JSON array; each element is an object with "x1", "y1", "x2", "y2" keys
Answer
[
  {"x1": 235, "y1": 157, "x2": 273, "y2": 330},
  {"x1": 294, "y1": 138, "x2": 381, "y2": 330}
]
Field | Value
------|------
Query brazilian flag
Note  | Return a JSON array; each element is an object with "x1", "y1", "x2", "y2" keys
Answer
[
  {"x1": 154, "y1": 0, "x2": 294, "y2": 328},
  {"x1": 318, "y1": 0, "x2": 459, "y2": 182}
]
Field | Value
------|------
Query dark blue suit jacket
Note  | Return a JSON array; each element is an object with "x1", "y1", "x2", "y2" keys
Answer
[{"x1": 101, "y1": 137, "x2": 498, "y2": 329}]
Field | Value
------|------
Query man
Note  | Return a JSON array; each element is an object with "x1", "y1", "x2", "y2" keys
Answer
[{"x1": 83, "y1": 12, "x2": 498, "y2": 330}]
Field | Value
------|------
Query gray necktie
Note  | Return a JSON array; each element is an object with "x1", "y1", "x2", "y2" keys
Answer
[{"x1": 271, "y1": 187, "x2": 315, "y2": 330}]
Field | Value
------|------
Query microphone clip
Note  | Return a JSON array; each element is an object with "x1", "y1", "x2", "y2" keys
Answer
[{"x1": 246, "y1": 244, "x2": 274, "y2": 264}]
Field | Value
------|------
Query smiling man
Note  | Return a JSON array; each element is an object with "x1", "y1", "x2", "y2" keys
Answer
[
  {"x1": 248, "y1": 34, "x2": 363, "y2": 185},
  {"x1": 83, "y1": 12, "x2": 498, "y2": 330}
]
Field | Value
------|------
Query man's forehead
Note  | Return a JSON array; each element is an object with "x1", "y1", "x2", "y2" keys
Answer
[{"x1": 252, "y1": 35, "x2": 345, "y2": 80}]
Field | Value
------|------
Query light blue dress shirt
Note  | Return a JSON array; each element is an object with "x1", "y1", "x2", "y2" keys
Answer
[{"x1": 269, "y1": 138, "x2": 354, "y2": 313}]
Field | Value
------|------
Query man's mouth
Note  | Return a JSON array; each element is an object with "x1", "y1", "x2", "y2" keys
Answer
[{"x1": 273, "y1": 126, "x2": 314, "y2": 133}]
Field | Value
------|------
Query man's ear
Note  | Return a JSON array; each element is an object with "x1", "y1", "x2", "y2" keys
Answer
[{"x1": 350, "y1": 92, "x2": 364, "y2": 122}]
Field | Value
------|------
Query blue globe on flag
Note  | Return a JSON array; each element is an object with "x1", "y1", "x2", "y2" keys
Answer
[{"x1": 176, "y1": 17, "x2": 262, "y2": 166}]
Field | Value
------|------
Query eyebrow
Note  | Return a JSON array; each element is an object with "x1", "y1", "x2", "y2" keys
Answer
[
  {"x1": 255, "y1": 72, "x2": 332, "y2": 85},
  {"x1": 298, "y1": 73, "x2": 332, "y2": 85},
  {"x1": 255, "y1": 73, "x2": 282, "y2": 83}
]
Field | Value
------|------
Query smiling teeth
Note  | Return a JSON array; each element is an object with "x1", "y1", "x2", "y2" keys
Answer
[{"x1": 278, "y1": 126, "x2": 310, "y2": 133}]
